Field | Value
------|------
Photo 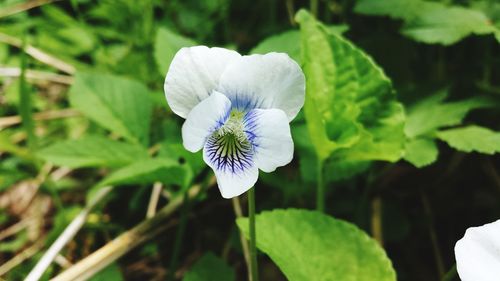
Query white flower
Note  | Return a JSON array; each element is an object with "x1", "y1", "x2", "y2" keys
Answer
[
  {"x1": 164, "y1": 46, "x2": 305, "y2": 198},
  {"x1": 455, "y1": 219, "x2": 500, "y2": 281}
]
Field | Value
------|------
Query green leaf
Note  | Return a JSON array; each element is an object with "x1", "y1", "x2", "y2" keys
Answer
[
  {"x1": 436, "y1": 126, "x2": 500, "y2": 154},
  {"x1": 293, "y1": 124, "x2": 370, "y2": 183},
  {"x1": 402, "y1": 6, "x2": 496, "y2": 45},
  {"x1": 295, "y1": 10, "x2": 405, "y2": 162},
  {"x1": 237, "y1": 209, "x2": 396, "y2": 281},
  {"x1": 250, "y1": 25, "x2": 349, "y2": 63},
  {"x1": 97, "y1": 158, "x2": 191, "y2": 188},
  {"x1": 405, "y1": 92, "x2": 491, "y2": 138},
  {"x1": 403, "y1": 138, "x2": 438, "y2": 168},
  {"x1": 38, "y1": 136, "x2": 149, "y2": 168},
  {"x1": 159, "y1": 142, "x2": 205, "y2": 179},
  {"x1": 154, "y1": 27, "x2": 197, "y2": 75},
  {"x1": 182, "y1": 252, "x2": 235, "y2": 281},
  {"x1": 354, "y1": 0, "x2": 424, "y2": 21},
  {"x1": 0, "y1": 231, "x2": 29, "y2": 252},
  {"x1": 355, "y1": 0, "x2": 499, "y2": 45},
  {"x1": 250, "y1": 30, "x2": 301, "y2": 63},
  {"x1": 89, "y1": 263, "x2": 124, "y2": 281},
  {"x1": 69, "y1": 72, "x2": 153, "y2": 145}
]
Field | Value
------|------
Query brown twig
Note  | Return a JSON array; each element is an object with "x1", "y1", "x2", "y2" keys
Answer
[
  {"x1": 146, "y1": 182, "x2": 163, "y2": 218},
  {"x1": 50, "y1": 184, "x2": 206, "y2": 281},
  {"x1": 0, "y1": 108, "x2": 81, "y2": 129},
  {"x1": 0, "y1": 0, "x2": 59, "y2": 18},
  {"x1": 0, "y1": 67, "x2": 73, "y2": 84},
  {"x1": 0, "y1": 217, "x2": 36, "y2": 241},
  {"x1": 0, "y1": 32, "x2": 76, "y2": 74},
  {"x1": 0, "y1": 239, "x2": 45, "y2": 276}
]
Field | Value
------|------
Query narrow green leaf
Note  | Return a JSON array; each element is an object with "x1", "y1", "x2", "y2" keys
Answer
[
  {"x1": 19, "y1": 31, "x2": 35, "y2": 148},
  {"x1": 69, "y1": 72, "x2": 153, "y2": 145},
  {"x1": 154, "y1": 27, "x2": 197, "y2": 75},
  {"x1": 38, "y1": 136, "x2": 149, "y2": 168},
  {"x1": 182, "y1": 252, "x2": 235, "y2": 281},
  {"x1": 437, "y1": 126, "x2": 500, "y2": 154},
  {"x1": 404, "y1": 138, "x2": 439, "y2": 168},
  {"x1": 237, "y1": 209, "x2": 396, "y2": 281}
]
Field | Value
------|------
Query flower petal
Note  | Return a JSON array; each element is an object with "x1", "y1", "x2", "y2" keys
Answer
[
  {"x1": 182, "y1": 91, "x2": 231, "y2": 153},
  {"x1": 211, "y1": 165, "x2": 258, "y2": 199},
  {"x1": 165, "y1": 46, "x2": 241, "y2": 118},
  {"x1": 217, "y1": 52, "x2": 305, "y2": 121},
  {"x1": 244, "y1": 108, "x2": 294, "y2": 173},
  {"x1": 203, "y1": 133, "x2": 258, "y2": 198},
  {"x1": 455, "y1": 219, "x2": 500, "y2": 281}
]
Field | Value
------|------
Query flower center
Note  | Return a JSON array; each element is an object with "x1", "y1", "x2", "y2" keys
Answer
[{"x1": 205, "y1": 110, "x2": 253, "y2": 173}]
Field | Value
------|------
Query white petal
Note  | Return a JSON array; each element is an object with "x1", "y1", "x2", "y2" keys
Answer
[
  {"x1": 244, "y1": 108, "x2": 294, "y2": 173},
  {"x1": 203, "y1": 135, "x2": 258, "y2": 198},
  {"x1": 164, "y1": 46, "x2": 241, "y2": 118},
  {"x1": 211, "y1": 165, "x2": 258, "y2": 199},
  {"x1": 182, "y1": 92, "x2": 231, "y2": 153},
  {"x1": 217, "y1": 52, "x2": 305, "y2": 122},
  {"x1": 455, "y1": 219, "x2": 500, "y2": 281}
]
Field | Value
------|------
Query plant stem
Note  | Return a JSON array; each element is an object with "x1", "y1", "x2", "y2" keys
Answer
[
  {"x1": 441, "y1": 264, "x2": 457, "y2": 281},
  {"x1": 248, "y1": 187, "x2": 259, "y2": 281},
  {"x1": 167, "y1": 191, "x2": 190, "y2": 281},
  {"x1": 310, "y1": 0, "x2": 319, "y2": 17},
  {"x1": 316, "y1": 160, "x2": 325, "y2": 212},
  {"x1": 232, "y1": 197, "x2": 251, "y2": 281}
]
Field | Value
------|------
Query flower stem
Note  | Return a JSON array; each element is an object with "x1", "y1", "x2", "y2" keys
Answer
[
  {"x1": 248, "y1": 187, "x2": 259, "y2": 281},
  {"x1": 441, "y1": 264, "x2": 457, "y2": 281},
  {"x1": 316, "y1": 159, "x2": 325, "y2": 212},
  {"x1": 167, "y1": 191, "x2": 190, "y2": 281},
  {"x1": 310, "y1": 0, "x2": 319, "y2": 17}
]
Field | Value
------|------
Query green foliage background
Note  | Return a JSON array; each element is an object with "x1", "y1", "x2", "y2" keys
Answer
[{"x1": 0, "y1": 0, "x2": 499, "y2": 280}]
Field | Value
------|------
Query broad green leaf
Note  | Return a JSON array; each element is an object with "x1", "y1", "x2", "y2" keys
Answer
[
  {"x1": 89, "y1": 263, "x2": 124, "y2": 281},
  {"x1": 402, "y1": 6, "x2": 496, "y2": 45},
  {"x1": 405, "y1": 93, "x2": 491, "y2": 138},
  {"x1": 182, "y1": 252, "x2": 235, "y2": 281},
  {"x1": 293, "y1": 124, "x2": 370, "y2": 183},
  {"x1": 154, "y1": 27, "x2": 197, "y2": 75},
  {"x1": 38, "y1": 136, "x2": 149, "y2": 168},
  {"x1": 437, "y1": 126, "x2": 500, "y2": 154},
  {"x1": 355, "y1": 0, "x2": 499, "y2": 45},
  {"x1": 237, "y1": 209, "x2": 396, "y2": 281},
  {"x1": 249, "y1": 26, "x2": 347, "y2": 64},
  {"x1": 69, "y1": 72, "x2": 153, "y2": 145},
  {"x1": 97, "y1": 158, "x2": 191, "y2": 188},
  {"x1": 159, "y1": 142, "x2": 205, "y2": 179},
  {"x1": 296, "y1": 10, "x2": 405, "y2": 162},
  {"x1": 250, "y1": 30, "x2": 301, "y2": 63},
  {"x1": 403, "y1": 138, "x2": 438, "y2": 168}
]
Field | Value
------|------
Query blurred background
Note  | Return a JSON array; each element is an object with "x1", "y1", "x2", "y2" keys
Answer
[{"x1": 0, "y1": 0, "x2": 499, "y2": 280}]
